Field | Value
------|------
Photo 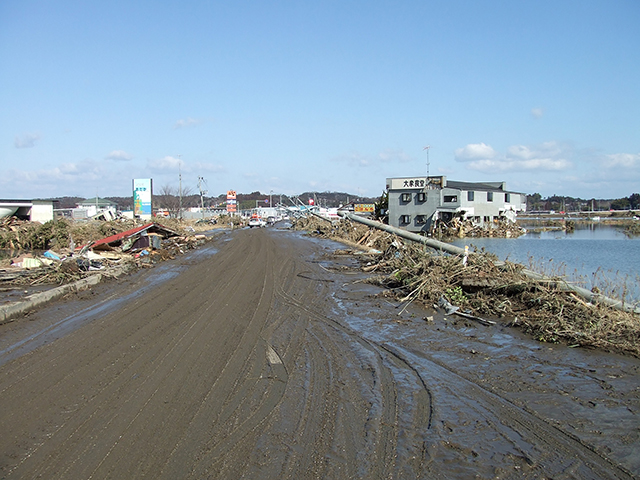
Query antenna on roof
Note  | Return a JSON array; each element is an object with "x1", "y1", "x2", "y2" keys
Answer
[{"x1": 423, "y1": 145, "x2": 430, "y2": 178}]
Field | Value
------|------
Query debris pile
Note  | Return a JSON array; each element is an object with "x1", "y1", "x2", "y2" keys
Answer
[
  {"x1": 294, "y1": 215, "x2": 640, "y2": 357},
  {"x1": 0, "y1": 218, "x2": 214, "y2": 288},
  {"x1": 434, "y1": 217, "x2": 525, "y2": 239},
  {"x1": 624, "y1": 222, "x2": 640, "y2": 238},
  {"x1": 291, "y1": 216, "x2": 393, "y2": 253}
]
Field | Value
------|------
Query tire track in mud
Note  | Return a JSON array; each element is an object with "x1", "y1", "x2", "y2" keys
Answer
[
  {"x1": 265, "y1": 237, "x2": 632, "y2": 479},
  {"x1": 0, "y1": 230, "x2": 290, "y2": 479},
  {"x1": 270, "y1": 279, "x2": 431, "y2": 478},
  {"x1": 0, "y1": 241, "x2": 251, "y2": 400},
  {"x1": 1, "y1": 236, "x2": 258, "y2": 474},
  {"x1": 156, "y1": 231, "x2": 289, "y2": 479},
  {"x1": 378, "y1": 343, "x2": 635, "y2": 479}
]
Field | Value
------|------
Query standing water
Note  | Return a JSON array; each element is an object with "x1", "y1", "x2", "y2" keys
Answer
[{"x1": 450, "y1": 224, "x2": 640, "y2": 305}]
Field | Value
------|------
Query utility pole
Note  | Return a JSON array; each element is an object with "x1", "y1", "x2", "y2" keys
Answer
[
  {"x1": 177, "y1": 154, "x2": 182, "y2": 220},
  {"x1": 198, "y1": 176, "x2": 207, "y2": 219}
]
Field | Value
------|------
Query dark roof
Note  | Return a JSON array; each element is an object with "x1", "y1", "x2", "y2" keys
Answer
[{"x1": 446, "y1": 180, "x2": 507, "y2": 192}]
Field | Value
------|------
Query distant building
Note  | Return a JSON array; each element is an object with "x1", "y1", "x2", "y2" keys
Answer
[
  {"x1": 0, "y1": 199, "x2": 57, "y2": 222},
  {"x1": 72, "y1": 197, "x2": 119, "y2": 220},
  {"x1": 386, "y1": 176, "x2": 526, "y2": 233}
]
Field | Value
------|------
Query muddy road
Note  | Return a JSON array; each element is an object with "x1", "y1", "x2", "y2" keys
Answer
[{"x1": 0, "y1": 227, "x2": 638, "y2": 479}]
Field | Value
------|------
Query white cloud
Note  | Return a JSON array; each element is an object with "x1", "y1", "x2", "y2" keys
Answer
[
  {"x1": 604, "y1": 153, "x2": 640, "y2": 168},
  {"x1": 14, "y1": 132, "x2": 41, "y2": 148},
  {"x1": 106, "y1": 150, "x2": 133, "y2": 161},
  {"x1": 58, "y1": 162, "x2": 82, "y2": 175},
  {"x1": 531, "y1": 107, "x2": 544, "y2": 119},
  {"x1": 332, "y1": 148, "x2": 413, "y2": 167},
  {"x1": 2, "y1": 159, "x2": 110, "y2": 196},
  {"x1": 378, "y1": 148, "x2": 412, "y2": 163},
  {"x1": 173, "y1": 117, "x2": 203, "y2": 129},
  {"x1": 331, "y1": 151, "x2": 371, "y2": 166},
  {"x1": 454, "y1": 143, "x2": 497, "y2": 161},
  {"x1": 455, "y1": 141, "x2": 571, "y2": 172},
  {"x1": 192, "y1": 162, "x2": 226, "y2": 173},
  {"x1": 149, "y1": 156, "x2": 183, "y2": 171},
  {"x1": 506, "y1": 141, "x2": 562, "y2": 160}
]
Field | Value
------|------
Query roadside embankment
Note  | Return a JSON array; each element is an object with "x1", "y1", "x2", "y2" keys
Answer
[
  {"x1": 291, "y1": 215, "x2": 640, "y2": 357},
  {"x1": 0, "y1": 264, "x2": 133, "y2": 325}
]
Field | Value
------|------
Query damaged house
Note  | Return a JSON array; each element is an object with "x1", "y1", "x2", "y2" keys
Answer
[
  {"x1": 386, "y1": 176, "x2": 526, "y2": 234},
  {"x1": 85, "y1": 223, "x2": 179, "y2": 253}
]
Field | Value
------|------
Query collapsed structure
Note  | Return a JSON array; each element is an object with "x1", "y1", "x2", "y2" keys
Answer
[
  {"x1": 0, "y1": 199, "x2": 56, "y2": 222},
  {"x1": 386, "y1": 176, "x2": 526, "y2": 234}
]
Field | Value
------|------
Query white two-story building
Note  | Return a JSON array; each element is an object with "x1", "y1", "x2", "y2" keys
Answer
[{"x1": 386, "y1": 176, "x2": 526, "y2": 233}]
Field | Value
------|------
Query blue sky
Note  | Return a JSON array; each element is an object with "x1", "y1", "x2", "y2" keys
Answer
[{"x1": 1, "y1": 1, "x2": 638, "y2": 201}]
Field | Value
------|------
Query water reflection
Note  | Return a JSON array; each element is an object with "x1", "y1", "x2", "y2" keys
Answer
[{"x1": 451, "y1": 225, "x2": 640, "y2": 303}]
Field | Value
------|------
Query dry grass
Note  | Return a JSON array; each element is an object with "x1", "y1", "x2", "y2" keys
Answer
[{"x1": 293, "y1": 216, "x2": 640, "y2": 357}]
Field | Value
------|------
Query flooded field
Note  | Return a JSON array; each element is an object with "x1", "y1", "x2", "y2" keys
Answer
[{"x1": 452, "y1": 224, "x2": 640, "y2": 304}]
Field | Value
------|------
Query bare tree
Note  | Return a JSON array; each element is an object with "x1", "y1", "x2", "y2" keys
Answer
[
  {"x1": 155, "y1": 184, "x2": 196, "y2": 218},
  {"x1": 156, "y1": 184, "x2": 180, "y2": 218}
]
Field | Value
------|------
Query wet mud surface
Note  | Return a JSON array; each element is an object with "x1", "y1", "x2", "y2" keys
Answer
[{"x1": 0, "y1": 228, "x2": 638, "y2": 479}]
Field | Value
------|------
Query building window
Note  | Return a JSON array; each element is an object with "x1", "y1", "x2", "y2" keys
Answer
[
  {"x1": 415, "y1": 215, "x2": 427, "y2": 225},
  {"x1": 400, "y1": 193, "x2": 412, "y2": 203},
  {"x1": 467, "y1": 191, "x2": 474, "y2": 201},
  {"x1": 444, "y1": 195, "x2": 458, "y2": 203},
  {"x1": 487, "y1": 192, "x2": 493, "y2": 202},
  {"x1": 505, "y1": 193, "x2": 510, "y2": 202},
  {"x1": 400, "y1": 215, "x2": 411, "y2": 224},
  {"x1": 417, "y1": 192, "x2": 427, "y2": 202}
]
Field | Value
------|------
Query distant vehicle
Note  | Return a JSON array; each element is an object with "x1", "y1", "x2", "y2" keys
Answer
[{"x1": 249, "y1": 213, "x2": 266, "y2": 228}]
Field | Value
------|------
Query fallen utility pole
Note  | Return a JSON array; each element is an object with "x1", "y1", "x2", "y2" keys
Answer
[
  {"x1": 337, "y1": 211, "x2": 466, "y2": 255},
  {"x1": 337, "y1": 211, "x2": 640, "y2": 315}
]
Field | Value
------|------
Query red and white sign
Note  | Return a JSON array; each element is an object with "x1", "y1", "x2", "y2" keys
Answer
[{"x1": 226, "y1": 190, "x2": 237, "y2": 212}]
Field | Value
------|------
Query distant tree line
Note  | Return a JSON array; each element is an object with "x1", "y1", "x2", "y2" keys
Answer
[{"x1": 526, "y1": 193, "x2": 640, "y2": 212}]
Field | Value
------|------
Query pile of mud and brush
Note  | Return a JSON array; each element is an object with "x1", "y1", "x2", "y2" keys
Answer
[
  {"x1": 292, "y1": 215, "x2": 640, "y2": 358},
  {"x1": 433, "y1": 216, "x2": 526, "y2": 239},
  {"x1": 0, "y1": 217, "x2": 216, "y2": 289}
]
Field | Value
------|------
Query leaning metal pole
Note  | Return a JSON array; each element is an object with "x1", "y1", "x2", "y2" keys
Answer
[
  {"x1": 338, "y1": 211, "x2": 640, "y2": 314},
  {"x1": 337, "y1": 211, "x2": 466, "y2": 255}
]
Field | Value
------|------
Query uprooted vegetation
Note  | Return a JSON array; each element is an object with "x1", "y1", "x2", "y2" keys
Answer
[{"x1": 292, "y1": 215, "x2": 640, "y2": 357}]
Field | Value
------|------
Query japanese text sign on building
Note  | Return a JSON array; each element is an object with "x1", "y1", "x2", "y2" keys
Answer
[
  {"x1": 403, "y1": 178, "x2": 426, "y2": 188},
  {"x1": 354, "y1": 204, "x2": 375, "y2": 213},
  {"x1": 388, "y1": 177, "x2": 428, "y2": 190}
]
